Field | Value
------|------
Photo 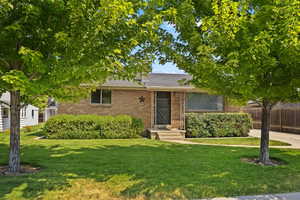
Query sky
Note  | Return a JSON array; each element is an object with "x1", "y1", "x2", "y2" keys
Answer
[
  {"x1": 151, "y1": 23, "x2": 186, "y2": 74},
  {"x1": 152, "y1": 61, "x2": 185, "y2": 74}
]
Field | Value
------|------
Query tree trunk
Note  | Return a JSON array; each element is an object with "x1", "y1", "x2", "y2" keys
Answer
[
  {"x1": 8, "y1": 90, "x2": 21, "y2": 174},
  {"x1": 259, "y1": 100, "x2": 272, "y2": 165}
]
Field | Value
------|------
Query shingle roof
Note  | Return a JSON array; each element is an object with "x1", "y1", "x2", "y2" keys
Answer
[
  {"x1": 102, "y1": 79, "x2": 144, "y2": 88},
  {"x1": 143, "y1": 73, "x2": 192, "y2": 88},
  {"x1": 102, "y1": 73, "x2": 194, "y2": 90}
]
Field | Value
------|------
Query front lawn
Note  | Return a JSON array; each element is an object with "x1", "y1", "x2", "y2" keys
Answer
[
  {"x1": 187, "y1": 137, "x2": 291, "y2": 146},
  {"x1": 1, "y1": 131, "x2": 300, "y2": 200}
]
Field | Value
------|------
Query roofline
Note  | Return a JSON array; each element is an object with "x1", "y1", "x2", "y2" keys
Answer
[
  {"x1": 100, "y1": 85, "x2": 207, "y2": 92},
  {"x1": 148, "y1": 72, "x2": 189, "y2": 75},
  {"x1": 100, "y1": 86, "x2": 146, "y2": 90}
]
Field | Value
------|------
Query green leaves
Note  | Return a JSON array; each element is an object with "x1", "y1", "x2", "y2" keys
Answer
[
  {"x1": 0, "y1": 70, "x2": 30, "y2": 92},
  {"x1": 0, "y1": 0, "x2": 164, "y2": 107},
  {"x1": 19, "y1": 47, "x2": 46, "y2": 75},
  {"x1": 162, "y1": 0, "x2": 300, "y2": 104}
]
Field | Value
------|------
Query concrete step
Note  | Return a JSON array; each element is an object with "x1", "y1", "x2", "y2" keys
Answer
[
  {"x1": 158, "y1": 135, "x2": 185, "y2": 140},
  {"x1": 156, "y1": 132, "x2": 183, "y2": 136},
  {"x1": 148, "y1": 128, "x2": 186, "y2": 140},
  {"x1": 159, "y1": 138, "x2": 184, "y2": 141},
  {"x1": 159, "y1": 137, "x2": 183, "y2": 140}
]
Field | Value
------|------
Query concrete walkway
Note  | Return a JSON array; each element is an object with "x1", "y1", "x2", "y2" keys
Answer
[
  {"x1": 201, "y1": 192, "x2": 300, "y2": 200},
  {"x1": 164, "y1": 129, "x2": 300, "y2": 149},
  {"x1": 249, "y1": 129, "x2": 300, "y2": 149}
]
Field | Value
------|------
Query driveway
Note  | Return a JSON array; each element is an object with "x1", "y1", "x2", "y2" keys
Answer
[
  {"x1": 202, "y1": 192, "x2": 300, "y2": 200},
  {"x1": 165, "y1": 130, "x2": 300, "y2": 149},
  {"x1": 249, "y1": 129, "x2": 300, "y2": 149}
]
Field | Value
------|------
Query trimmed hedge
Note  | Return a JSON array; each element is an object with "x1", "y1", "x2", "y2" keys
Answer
[
  {"x1": 185, "y1": 113, "x2": 252, "y2": 138},
  {"x1": 43, "y1": 114, "x2": 144, "y2": 139}
]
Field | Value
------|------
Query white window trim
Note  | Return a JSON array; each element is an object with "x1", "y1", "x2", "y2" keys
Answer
[
  {"x1": 90, "y1": 89, "x2": 111, "y2": 105},
  {"x1": 21, "y1": 108, "x2": 26, "y2": 118}
]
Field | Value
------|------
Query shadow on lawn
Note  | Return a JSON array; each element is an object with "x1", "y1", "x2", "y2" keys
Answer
[{"x1": 0, "y1": 141, "x2": 300, "y2": 199}]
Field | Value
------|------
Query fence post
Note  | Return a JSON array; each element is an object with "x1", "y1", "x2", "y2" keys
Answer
[
  {"x1": 280, "y1": 108, "x2": 283, "y2": 132},
  {"x1": 295, "y1": 109, "x2": 297, "y2": 133}
]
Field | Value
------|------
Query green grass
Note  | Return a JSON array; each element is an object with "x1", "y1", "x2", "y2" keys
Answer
[
  {"x1": 1, "y1": 131, "x2": 300, "y2": 200},
  {"x1": 187, "y1": 137, "x2": 291, "y2": 146}
]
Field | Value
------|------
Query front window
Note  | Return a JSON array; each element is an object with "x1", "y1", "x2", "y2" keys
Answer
[
  {"x1": 186, "y1": 93, "x2": 223, "y2": 111},
  {"x1": 2, "y1": 107, "x2": 9, "y2": 118},
  {"x1": 21, "y1": 108, "x2": 27, "y2": 118},
  {"x1": 91, "y1": 89, "x2": 111, "y2": 104}
]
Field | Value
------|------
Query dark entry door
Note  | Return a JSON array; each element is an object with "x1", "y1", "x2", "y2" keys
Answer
[{"x1": 156, "y1": 92, "x2": 171, "y2": 125}]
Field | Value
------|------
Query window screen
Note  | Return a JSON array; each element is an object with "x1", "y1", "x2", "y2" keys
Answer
[
  {"x1": 186, "y1": 93, "x2": 223, "y2": 111},
  {"x1": 101, "y1": 90, "x2": 111, "y2": 104},
  {"x1": 91, "y1": 89, "x2": 101, "y2": 104},
  {"x1": 91, "y1": 89, "x2": 111, "y2": 104}
]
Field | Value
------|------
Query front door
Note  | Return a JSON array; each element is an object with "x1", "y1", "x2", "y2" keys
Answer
[{"x1": 155, "y1": 92, "x2": 171, "y2": 125}]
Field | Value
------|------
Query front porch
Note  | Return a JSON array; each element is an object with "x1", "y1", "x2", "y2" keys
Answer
[
  {"x1": 150, "y1": 91, "x2": 185, "y2": 129},
  {"x1": 148, "y1": 128, "x2": 186, "y2": 140},
  {"x1": 149, "y1": 91, "x2": 186, "y2": 140}
]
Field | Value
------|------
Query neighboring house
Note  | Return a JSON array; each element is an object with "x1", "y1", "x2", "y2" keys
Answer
[
  {"x1": 58, "y1": 73, "x2": 239, "y2": 131},
  {"x1": 0, "y1": 92, "x2": 39, "y2": 131},
  {"x1": 38, "y1": 98, "x2": 57, "y2": 123}
]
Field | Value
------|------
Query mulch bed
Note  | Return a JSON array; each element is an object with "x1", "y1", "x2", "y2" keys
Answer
[
  {"x1": 0, "y1": 165, "x2": 41, "y2": 176},
  {"x1": 241, "y1": 157, "x2": 285, "y2": 166}
]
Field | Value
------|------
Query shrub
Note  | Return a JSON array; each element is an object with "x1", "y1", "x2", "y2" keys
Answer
[
  {"x1": 43, "y1": 114, "x2": 144, "y2": 139},
  {"x1": 132, "y1": 118, "x2": 144, "y2": 136},
  {"x1": 2, "y1": 129, "x2": 10, "y2": 134},
  {"x1": 22, "y1": 123, "x2": 45, "y2": 133},
  {"x1": 23, "y1": 126, "x2": 33, "y2": 133},
  {"x1": 185, "y1": 113, "x2": 252, "y2": 138}
]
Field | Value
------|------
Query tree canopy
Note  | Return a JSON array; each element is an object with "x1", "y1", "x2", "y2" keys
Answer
[
  {"x1": 161, "y1": 0, "x2": 300, "y2": 104},
  {"x1": 159, "y1": 0, "x2": 300, "y2": 164},
  {"x1": 0, "y1": 0, "x2": 173, "y2": 173},
  {"x1": 0, "y1": 0, "x2": 169, "y2": 104}
]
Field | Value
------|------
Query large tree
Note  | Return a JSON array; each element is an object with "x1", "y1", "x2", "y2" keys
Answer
[
  {"x1": 160, "y1": 0, "x2": 300, "y2": 164},
  {"x1": 0, "y1": 0, "x2": 166, "y2": 174}
]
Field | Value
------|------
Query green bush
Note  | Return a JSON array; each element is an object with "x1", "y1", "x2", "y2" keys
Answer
[
  {"x1": 22, "y1": 123, "x2": 45, "y2": 133},
  {"x1": 23, "y1": 126, "x2": 33, "y2": 133},
  {"x1": 185, "y1": 113, "x2": 252, "y2": 138},
  {"x1": 2, "y1": 129, "x2": 10, "y2": 134},
  {"x1": 43, "y1": 114, "x2": 144, "y2": 139},
  {"x1": 132, "y1": 118, "x2": 144, "y2": 135}
]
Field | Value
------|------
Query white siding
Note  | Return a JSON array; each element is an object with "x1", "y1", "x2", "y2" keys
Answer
[
  {"x1": 0, "y1": 105, "x2": 10, "y2": 131},
  {"x1": 0, "y1": 92, "x2": 39, "y2": 131},
  {"x1": 0, "y1": 106, "x2": 3, "y2": 132},
  {"x1": 1, "y1": 92, "x2": 10, "y2": 102},
  {"x1": 2, "y1": 118, "x2": 10, "y2": 131},
  {"x1": 44, "y1": 108, "x2": 57, "y2": 121},
  {"x1": 21, "y1": 105, "x2": 39, "y2": 127}
]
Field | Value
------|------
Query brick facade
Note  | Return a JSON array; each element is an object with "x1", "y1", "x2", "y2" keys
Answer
[
  {"x1": 171, "y1": 92, "x2": 185, "y2": 129},
  {"x1": 58, "y1": 89, "x2": 231, "y2": 130},
  {"x1": 58, "y1": 90, "x2": 153, "y2": 128}
]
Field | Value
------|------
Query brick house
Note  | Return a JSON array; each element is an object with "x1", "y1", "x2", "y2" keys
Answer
[{"x1": 58, "y1": 73, "x2": 238, "y2": 133}]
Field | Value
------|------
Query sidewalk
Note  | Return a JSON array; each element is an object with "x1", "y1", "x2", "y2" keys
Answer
[
  {"x1": 249, "y1": 129, "x2": 300, "y2": 149},
  {"x1": 201, "y1": 192, "x2": 300, "y2": 200},
  {"x1": 164, "y1": 129, "x2": 300, "y2": 149}
]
